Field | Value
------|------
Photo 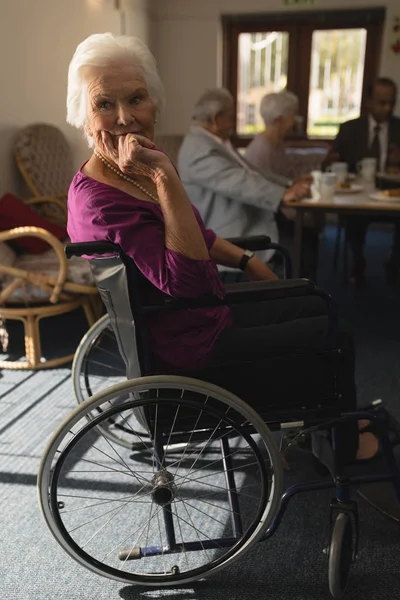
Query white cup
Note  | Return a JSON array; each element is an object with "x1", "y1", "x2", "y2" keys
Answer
[
  {"x1": 328, "y1": 162, "x2": 348, "y2": 184},
  {"x1": 310, "y1": 170, "x2": 323, "y2": 199},
  {"x1": 358, "y1": 157, "x2": 377, "y2": 182},
  {"x1": 320, "y1": 172, "x2": 337, "y2": 201}
]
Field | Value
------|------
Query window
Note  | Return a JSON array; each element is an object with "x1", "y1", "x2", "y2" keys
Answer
[
  {"x1": 307, "y1": 29, "x2": 367, "y2": 138},
  {"x1": 237, "y1": 32, "x2": 289, "y2": 134},
  {"x1": 223, "y1": 9, "x2": 385, "y2": 142},
  {"x1": 245, "y1": 103, "x2": 256, "y2": 127}
]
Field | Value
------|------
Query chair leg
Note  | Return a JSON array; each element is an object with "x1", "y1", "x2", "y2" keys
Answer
[
  {"x1": 24, "y1": 315, "x2": 42, "y2": 368},
  {"x1": 82, "y1": 297, "x2": 96, "y2": 327},
  {"x1": 90, "y1": 295, "x2": 104, "y2": 321}
]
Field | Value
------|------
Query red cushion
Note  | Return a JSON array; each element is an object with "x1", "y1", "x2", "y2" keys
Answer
[{"x1": 0, "y1": 193, "x2": 67, "y2": 254}]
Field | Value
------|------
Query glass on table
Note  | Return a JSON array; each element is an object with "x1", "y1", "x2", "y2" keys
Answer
[
  {"x1": 358, "y1": 157, "x2": 377, "y2": 183},
  {"x1": 310, "y1": 170, "x2": 323, "y2": 199},
  {"x1": 319, "y1": 172, "x2": 337, "y2": 201}
]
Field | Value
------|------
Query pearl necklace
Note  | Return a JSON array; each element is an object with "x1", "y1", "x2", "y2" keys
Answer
[{"x1": 94, "y1": 150, "x2": 159, "y2": 203}]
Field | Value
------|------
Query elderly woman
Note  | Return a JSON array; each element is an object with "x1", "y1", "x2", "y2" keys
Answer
[
  {"x1": 245, "y1": 91, "x2": 303, "y2": 179},
  {"x1": 66, "y1": 33, "x2": 378, "y2": 465},
  {"x1": 245, "y1": 91, "x2": 324, "y2": 278}
]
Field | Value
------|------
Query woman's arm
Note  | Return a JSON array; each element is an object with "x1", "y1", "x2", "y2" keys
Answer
[
  {"x1": 154, "y1": 164, "x2": 210, "y2": 260},
  {"x1": 105, "y1": 132, "x2": 211, "y2": 262},
  {"x1": 210, "y1": 237, "x2": 278, "y2": 281},
  {"x1": 96, "y1": 133, "x2": 224, "y2": 298}
]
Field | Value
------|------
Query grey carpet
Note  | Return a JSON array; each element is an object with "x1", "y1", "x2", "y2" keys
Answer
[{"x1": 1, "y1": 224, "x2": 400, "y2": 600}]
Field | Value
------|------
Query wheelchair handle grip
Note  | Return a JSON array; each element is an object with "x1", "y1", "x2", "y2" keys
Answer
[{"x1": 65, "y1": 241, "x2": 119, "y2": 258}]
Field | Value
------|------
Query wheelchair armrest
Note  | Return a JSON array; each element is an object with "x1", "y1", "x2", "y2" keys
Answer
[
  {"x1": 224, "y1": 235, "x2": 272, "y2": 251},
  {"x1": 143, "y1": 279, "x2": 317, "y2": 314},
  {"x1": 224, "y1": 279, "x2": 316, "y2": 304}
]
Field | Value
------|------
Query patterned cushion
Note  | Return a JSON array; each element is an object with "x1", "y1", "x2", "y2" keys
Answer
[
  {"x1": 14, "y1": 124, "x2": 74, "y2": 196},
  {"x1": 2, "y1": 248, "x2": 95, "y2": 302}
]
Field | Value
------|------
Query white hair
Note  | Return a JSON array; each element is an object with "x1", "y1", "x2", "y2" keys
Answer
[
  {"x1": 192, "y1": 88, "x2": 234, "y2": 122},
  {"x1": 260, "y1": 91, "x2": 299, "y2": 125},
  {"x1": 66, "y1": 33, "x2": 165, "y2": 146}
]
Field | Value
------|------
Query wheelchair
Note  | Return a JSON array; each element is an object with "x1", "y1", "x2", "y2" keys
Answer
[
  {"x1": 38, "y1": 236, "x2": 400, "y2": 599},
  {"x1": 70, "y1": 236, "x2": 292, "y2": 413}
]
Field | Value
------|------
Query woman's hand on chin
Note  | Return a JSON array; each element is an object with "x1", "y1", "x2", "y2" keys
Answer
[{"x1": 99, "y1": 131, "x2": 172, "y2": 181}]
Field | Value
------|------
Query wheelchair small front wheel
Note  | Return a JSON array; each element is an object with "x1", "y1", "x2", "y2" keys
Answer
[{"x1": 328, "y1": 512, "x2": 354, "y2": 598}]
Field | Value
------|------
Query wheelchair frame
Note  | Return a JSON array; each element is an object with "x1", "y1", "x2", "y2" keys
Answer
[{"x1": 38, "y1": 236, "x2": 400, "y2": 599}]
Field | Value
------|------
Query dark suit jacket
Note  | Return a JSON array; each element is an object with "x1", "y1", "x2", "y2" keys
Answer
[{"x1": 332, "y1": 115, "x2": 400, "y2": 172}]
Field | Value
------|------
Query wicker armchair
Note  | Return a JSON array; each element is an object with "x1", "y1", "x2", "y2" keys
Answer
[
  {"x1": 0, "y1": 226, "x2": 99, "y2": 370},
  {"x1": 14, "y1": 123, "x2": 73, "y2": 224}
]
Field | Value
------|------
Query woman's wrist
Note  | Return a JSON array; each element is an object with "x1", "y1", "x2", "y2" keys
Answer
[
  {"x1": 152, "y1": 162, "x2": 180, "y2": 190},
  {"x1": 247, "y1": 258, "x2": 278, "y2": 281},
  {"x1": 239, "y1": 250, "x2": 256, "y2": 271}
]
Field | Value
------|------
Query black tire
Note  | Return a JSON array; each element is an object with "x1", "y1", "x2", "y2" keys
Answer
[{"x1": 328, "y1": 512, "x2": 353, "y2": 598}]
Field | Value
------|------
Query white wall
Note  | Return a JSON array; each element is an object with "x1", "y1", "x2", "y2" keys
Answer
[
  {"x1": 152, "y1": 0, "x2": 400, "y2": 134},
  {"x1": 0, "y1": 0, "x2": 152, "y2": 196},
  {"x1": 124, "y1": 0, "x2": 153, "y2": 45}
]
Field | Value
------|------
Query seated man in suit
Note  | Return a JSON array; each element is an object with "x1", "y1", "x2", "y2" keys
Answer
[
  {"x1": 177, "y1": 88, "x2": 318, "y2": 279},
  {"x1": 325, "y1": 77, "x2": 400, "y2": 285}
]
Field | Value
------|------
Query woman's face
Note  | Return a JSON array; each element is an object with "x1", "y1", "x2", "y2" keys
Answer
[{"x1": 85, "y1": 62, "x2": 156, "y2": 151}]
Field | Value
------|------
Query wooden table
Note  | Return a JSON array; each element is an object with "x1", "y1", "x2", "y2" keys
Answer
[{"x1": 285, "y1": 187, "x2": 400, "y2": 278}]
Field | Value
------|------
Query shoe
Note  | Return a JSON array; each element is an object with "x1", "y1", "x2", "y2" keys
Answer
[
  {"x1": 351, "y1": 422, "x2": 381, "y2": 465},
  {"x1": 360, "y1": 410, "x2": 400, "y2": 447}
]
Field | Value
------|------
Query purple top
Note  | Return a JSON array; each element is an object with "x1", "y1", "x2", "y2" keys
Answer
[{"x1": 67, "y1": 169, "x2": 232, "y2": 371}]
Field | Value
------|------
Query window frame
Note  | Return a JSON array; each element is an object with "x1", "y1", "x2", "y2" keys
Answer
[{"x1": 222, "y1": 8, "x2": 385, "y2": 146}]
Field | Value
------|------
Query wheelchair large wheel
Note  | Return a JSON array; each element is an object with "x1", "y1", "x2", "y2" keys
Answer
[
  {"x1": 328, "y1": 512, "x2": 354, "y2": 598},
  {"x1": 72, "y1": 314, "x2": 125, "y2": 403},
  {"x1": 38, "y1": 376, "x2": 283, "y2": 586},
  {"x1": 72, "y1": 315, "x2": 147, "y2": 447}
]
